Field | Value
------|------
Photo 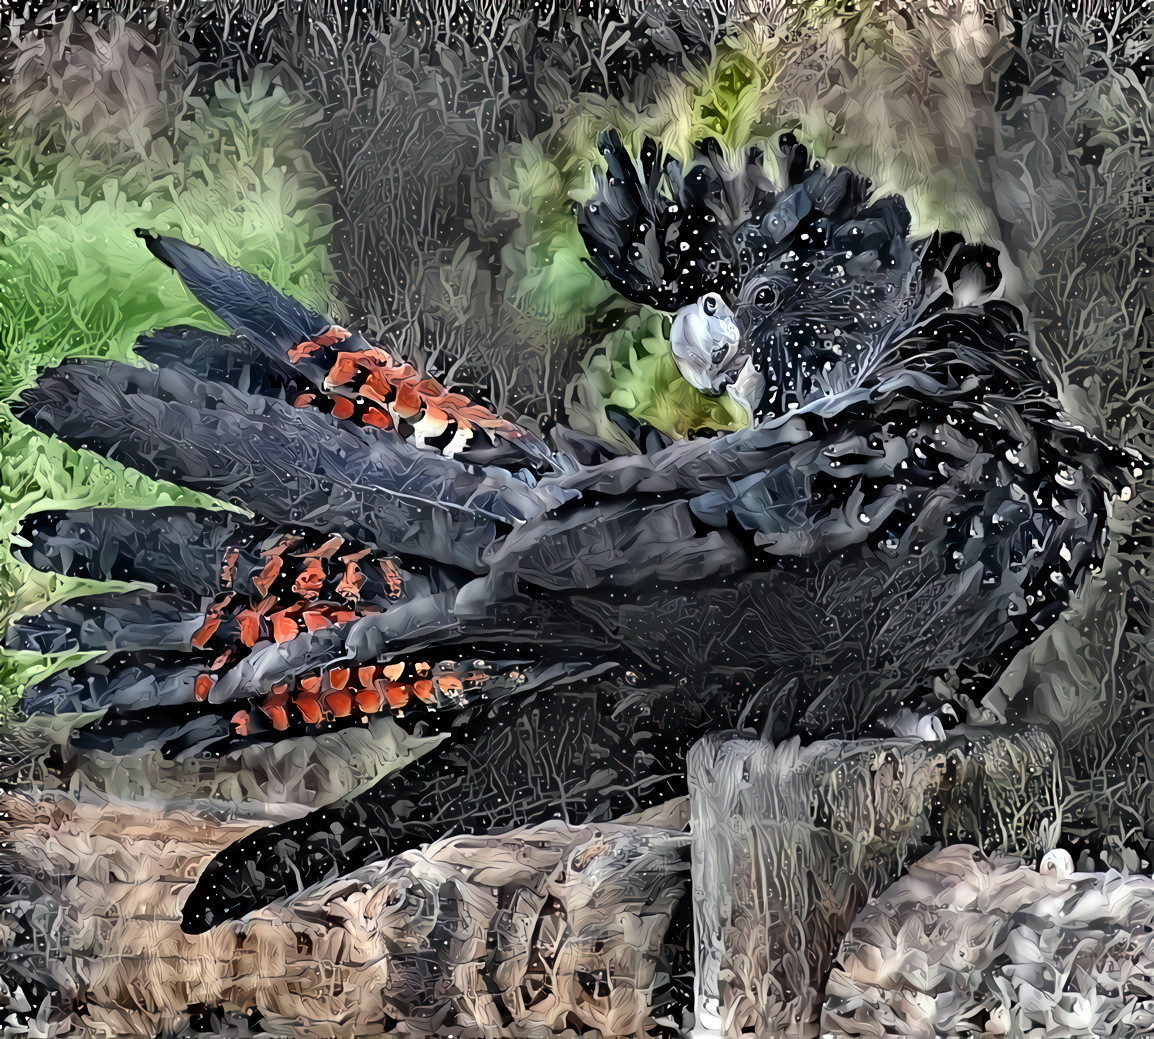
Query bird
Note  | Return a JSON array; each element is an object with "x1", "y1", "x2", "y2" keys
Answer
[
  {"x1": 569, "y1": 127, "x2": 1125, "y2": 730},
  {"x1": 5, "y1": 133, "x2": 1126, "y2": 925}
]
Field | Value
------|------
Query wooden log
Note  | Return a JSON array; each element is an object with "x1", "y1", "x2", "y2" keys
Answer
[
  {"x1": 0, "y1": 787, "x2": 266, "y2": 1038},
  {"x1": 0, "y1": 780, "x2": 688, "y2": 1038},
  {"x1": 823, "y1": 844, "x2": 1154, "y2": 1036},
  {"x1": 687, "y1": 726, "x2": 1061, "y2": 1037},
  {"x1": 205, "y1": 804, "x2": 688, "y2": 1037}
]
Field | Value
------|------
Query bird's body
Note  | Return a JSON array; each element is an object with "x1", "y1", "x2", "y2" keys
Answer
[{"x1": 6, "y1": 134, "x2": 1124, "y2": 922}]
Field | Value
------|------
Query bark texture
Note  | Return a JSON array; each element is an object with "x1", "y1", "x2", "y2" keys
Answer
[
  {"x1": 824, "y1": 844, "x2": 1154, "y2": 1037},
  {"x1": 0, "y1": 776, "x2": 688, "y2": 1038},
  {"x1": 687, "y1": 726, "x2": 1060, "y2": 1037}
]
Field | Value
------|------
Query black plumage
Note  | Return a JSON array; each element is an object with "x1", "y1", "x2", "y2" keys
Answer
[
  {"x1": 5, "y1": 136, "x2": 1126, "y2": 922},
  {"x1": 577, "y1": 130, "x2": 1014, "y2": 420}
]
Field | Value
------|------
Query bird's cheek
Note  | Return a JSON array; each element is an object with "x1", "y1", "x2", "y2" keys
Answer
[
  {"x1": 684, "y1": 312, "x2": 710, "y2": 345},
  {"x1": 670, "y1": 311, "x2": 704, "y2": 358}
]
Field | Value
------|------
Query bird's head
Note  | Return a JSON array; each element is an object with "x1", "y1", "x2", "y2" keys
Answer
[
  {"x1": 727, "y1": 213, "x2": 921, "y2": 411},
  {"x1": 578, "y1": 127, "x2": 1002, "y2": 424},
  {"x1": 670, "y1": 292, "x2": 767, "y2": 426}
]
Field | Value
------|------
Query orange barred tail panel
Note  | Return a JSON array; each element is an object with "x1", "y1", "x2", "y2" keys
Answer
[
  {"x1": 216, "y1": 529, "x2": 414, "y2": 613},
  {"x1": 289, "y1": 331, "x2": 551, "y2": 460},
  {"x1": 232, "y1": 658, "x2": 530, "y2": 738},
  {"x1": 136, "y1": 234, "x2": 551, "y2": 464}
]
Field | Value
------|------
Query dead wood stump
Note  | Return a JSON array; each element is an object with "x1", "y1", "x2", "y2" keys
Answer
[
  {"x1": 0, "y1": 767, "x2": 688, "y2": 1039},
  {"x1": 824, "y1": 844, "x2": 1154, "y2": 1036},
  {"x1": 205, "y1": 802, "x2": 688, "y2": 1037},
  {"x1": 0, "y1": 786, "x2": 265, "y2": 1038},
  {"x1": 687, "y1": 726, "x2": 1060, "y2": 1037},
  {"x1": 0, "y1": 713, "x2": 445, "y2": 1037}
]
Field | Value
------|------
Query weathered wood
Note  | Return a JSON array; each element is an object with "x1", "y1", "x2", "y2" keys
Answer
[
  {"x1": 687, "y1": 726, "x2": 1061, "y2": 1037},
  {"x1": 0, "y1": 779, "x2": 688, "y2": 1038},
  {"x1": 824, "y1": 844, "x2": 1154, "y2": 1036},
  {"x1": 208, "y1": 805, "x2": 688, "y2": 1037},
  {"x1": 0, "y1": 787, "x2": 266, "y2": 1038}
]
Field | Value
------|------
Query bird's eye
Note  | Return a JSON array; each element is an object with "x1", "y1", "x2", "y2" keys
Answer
[
  {"x1": 755, "y1": 286, "x2": 778, "y2": 308},
  {"x1": 703, "y1": 293, "x2": 719, "y2": 316}
]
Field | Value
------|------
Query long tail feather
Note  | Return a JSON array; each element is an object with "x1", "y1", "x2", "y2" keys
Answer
[
  {"x1": 133, "y1": 325, "x2": 303, "y2": 398},
  {"x1": 6, "y1": 593, "x2": 206, "y2": 654},
  {"x1": 13, "y1": 360, "x2": 557, "y2": 569},
  {"x1": 22, "y1": 653, "x2": 212, "y2": 714},
  {"x1": 21, "y1": 633, "x2": 598, "y2": 755},
  {"x1": 197, "y1": 560, "x2": 640, "y2": 705},
  {"x1": 139, "y1": 232, "x2": 331, "y2": 352},
  {"x1": 66, "y1": 708, "x2": 235, "y2": 757},
  {"x1": 61, "y1": 657, "x2": 608, "y2": 757},
  {"x1": 486, "y1": 499, "x2": 750, "y2": 591},
  {"x1": 18, "y1": 508, "x2": 440, "y2": 617},
  {"x1": 140, "y1": 233, "x2": 553, "y2": 463},
  {"x1": 162, "y1": 497, "x2": 752, "y2": 703},
  {"x1": 18, "y1": 508, "x2": 260, "y2": 593}
]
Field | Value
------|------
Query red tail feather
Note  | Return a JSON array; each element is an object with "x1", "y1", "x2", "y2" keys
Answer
[
  {"x1": 289, "y1": 326, "x2": 547, "y2": 457},
  {"x1": 237, "y1": 658, "x2": 511, "y2": 736}
]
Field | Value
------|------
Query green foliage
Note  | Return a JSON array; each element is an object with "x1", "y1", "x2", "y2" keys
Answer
[
  {"x1": 694, "y1": 51, "x2": 766, "y2": 147},
  {"x1": 488, "y1": 137, "x2": 613, "y2": 337},
  {"x1": 491, "y1": 37, "x2": 782, "y2": 439},
  {"x1": 0, "y1": 413, "x2": 213, "y2": 697},
  {"x1": 0, "y1": 21, "x2": 339, "y2": 703},
  {"x1": 0, "y1": 68, "x2": 337, "y2": 396},
  {"x1": 656, "y1": 35, "x2": 780, "y2": 161},
  {"x1": 567, "y1": 308, "x2": 749, "y2": 446}
]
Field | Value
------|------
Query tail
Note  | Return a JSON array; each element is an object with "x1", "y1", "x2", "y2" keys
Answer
[
  {"x1": 17, "y1": 508, "x2": 264, "y2": 594},
  {"x1": 132, "y1": 325, "x2": 303, "y2": 399},
  {"x1": 138, "y1": 231, "x2": 331, "y2": 355},
  {"x1": 13, "y1": 359, "x2": 520, "y2": 570},
  {"x1": 16, "y1": 508, "x2": 438, "y2": 610},
  {"x1": 139, "y1": 233, "x2": 552, "y2": 463},
  {"x1": 20, "y1": 648, "x2": 549, "y2": 756}
]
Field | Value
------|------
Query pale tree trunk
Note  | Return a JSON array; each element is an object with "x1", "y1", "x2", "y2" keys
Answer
[{"x1": 688, "y1": 725, "x2": 1061, "y2": 1037}]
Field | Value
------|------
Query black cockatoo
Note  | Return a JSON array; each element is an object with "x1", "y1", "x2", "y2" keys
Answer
[
  {"x1": 5, "y1": 132, "x2": 1122, "y2": 926},
  {"x1": 579, "y1": 130, "x2": 1001, "y2": 429}
]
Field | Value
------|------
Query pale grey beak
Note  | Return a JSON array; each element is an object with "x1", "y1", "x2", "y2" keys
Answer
[{"x1": 670, "y1": 301, "x2": 744, "y2": 396}]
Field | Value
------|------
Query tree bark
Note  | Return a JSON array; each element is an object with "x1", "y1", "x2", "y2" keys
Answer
[
  {"x1": 0, "y1": 778, "x2": 688, "y2": 1038},
  {"x1": 687, "y1": 725, "x2": 1061, "y2": 1037},
  {"x1": 824, "y1": 843, "x2": 1154, "y2": 1037}
]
